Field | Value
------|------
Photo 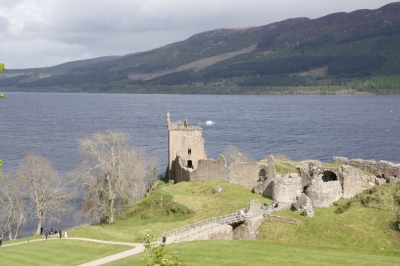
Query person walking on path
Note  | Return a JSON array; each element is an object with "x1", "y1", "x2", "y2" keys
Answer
[
  {"x1": 45, "y1": 231, "x2": 48, "y2": 239},
  {"x1": 64, "y1": 230, "x2": 68, "y2": 238},
  {"x1": 59, "y1": 230, "x2": 62, "y2": 239}
]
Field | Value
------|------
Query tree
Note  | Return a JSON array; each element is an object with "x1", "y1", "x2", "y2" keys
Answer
[
  {"x1": 75, "y1": 131, "x2": 156, "y2": 224},
  {"x1": 142, "y1": 230, "x2": 186, "y2": 266},
  {"x1": 0, "y1": 173, "x2": 27, "y2": 240},
  {"x1": 17, "y1": 154, "x2": 72, "y2": 234},
  {"x1": 223, "y1": 145, "x2": 240, "y2": 163},
  {"x1": 223, "y1": 145, "x2": 255, "y2": 166}
]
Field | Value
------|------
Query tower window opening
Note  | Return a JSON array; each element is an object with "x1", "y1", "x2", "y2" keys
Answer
[{"x1": 188, "y1": 148, "x2": 191, "y2": 155}]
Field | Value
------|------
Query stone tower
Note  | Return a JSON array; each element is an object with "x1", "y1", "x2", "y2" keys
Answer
[{"x1": 167, "y1": 113, "x2": 207, "y2": 182}]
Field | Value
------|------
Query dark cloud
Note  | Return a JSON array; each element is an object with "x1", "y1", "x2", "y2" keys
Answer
[{"x1": 0, "y1": 0, "x2": 396, "y2": 68}]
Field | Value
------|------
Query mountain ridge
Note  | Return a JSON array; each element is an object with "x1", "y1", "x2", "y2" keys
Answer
[{"x1": 2, "y1": 2, "x2": 400, "y2": 94}]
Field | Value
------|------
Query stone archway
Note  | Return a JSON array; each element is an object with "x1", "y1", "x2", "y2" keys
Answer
[{"x1": 322, "y1": 171, "x2": 338, "y2": 182}]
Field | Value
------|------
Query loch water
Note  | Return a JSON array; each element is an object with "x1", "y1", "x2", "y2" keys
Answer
[{"x1": 1, "y1": 92, "x2": 399, "y2": 236}]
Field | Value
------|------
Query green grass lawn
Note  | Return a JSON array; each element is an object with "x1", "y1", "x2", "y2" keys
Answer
[
  {"x1": 106, "y1": 240, "x2": 400, "y2": 266},
  {"x1": 0, "y1": 239, "x2": 132, "y2": 266}
]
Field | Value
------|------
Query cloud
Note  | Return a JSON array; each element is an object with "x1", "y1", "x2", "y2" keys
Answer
[{"x1": 0, "y1": 0, "x2": 395, "y2": 68}]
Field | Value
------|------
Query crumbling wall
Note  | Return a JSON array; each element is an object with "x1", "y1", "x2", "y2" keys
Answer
[
  {"x1": 261, "y1": 156, "x2": 276, "y2": 197},
  {"x1": 229, "y1": 162, "x2": 261, "y2": 189},
  {"x1": 173, "y1": 156, "x2": 192, "y2": 183},
  {"x1": 340, "y1": 165, "x2": 363, "y2": 198},
  {"x1": 332, "y1": 157, "x2": 400, "y2": 178},
  {"x1": 305, "y1": 179, "x2": 343, "y2": 208},
  {"x1": 173, "y1": 153, "x2": 263, "y2": 190},
  {"x1": 272, "y1": 174, "x2": 302, "y2": 203},
  {"x1": 192, "y1": 155, "x2": 229, "y2": 182}
]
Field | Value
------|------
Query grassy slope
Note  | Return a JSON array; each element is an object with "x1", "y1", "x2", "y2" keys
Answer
[
  {"x1": 0, "y1": 240, "x2": 132, "y2": 266},
  {"x1": 108, "y1": 204, "x2": 400, "y2": 266},
  {"x1": 68, "y1": 180, "x2": 268, "y2": 242}
]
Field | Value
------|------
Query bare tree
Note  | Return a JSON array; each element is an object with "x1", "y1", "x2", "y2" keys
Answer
[
  {"x1": 223, "y1": 145, "x2": 241, "y2": 164},
  {"x1": 74, "y1": 131, "x2": 156, "y2": 224},
  {"x1": 17, "y1": 154, "x2": 72, "y2": 235},
  {"x1": 223, "y1": 145, "x2": 255, "y2": 166},
  {"x1": 0, "y1": 173, "x2": 27, "y2": 240}
]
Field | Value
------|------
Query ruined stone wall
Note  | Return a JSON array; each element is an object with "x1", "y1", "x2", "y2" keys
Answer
[
  {"x1": 305, "y1": 180, "x2": 343, "y2": 208},
  {"x1": 272, "y1": 174, "x2": 302, "y2": 203},
  {"x1": 340, "y1": 165, "x2": 363, "y2": 198},
  {"x1": 192, "y1": 155, "x2": 229, "y2": 182},
  {"x1": 264, "y1": 215, "x2": 302, "y2": 226},
  {"x1": 332, "y1": 156, "x2": 400, "y2": 178},
  {"x1": 173, "y1": 154, "x2": 263, "y2": 190},
  {"x1": 229, "y1": 162, "x2": 261, "y2": 189},
  {"x1": 173, "y1": 156, "x2": 193, "y2": 183}
]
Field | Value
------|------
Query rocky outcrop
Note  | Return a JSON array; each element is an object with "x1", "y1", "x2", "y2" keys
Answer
[
  {"x1": 233, "y1": 215, "x2": 264, "y2": 240},
  {"x1": 303, "y1": 207, "x2": 314, "y2": 218},
  {"x1": 294, "y1": 193, "x2": 312, "y2": 211}
]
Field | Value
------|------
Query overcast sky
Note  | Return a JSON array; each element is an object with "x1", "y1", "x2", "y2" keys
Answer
[{"x1": 0, "y1": 0, "x2": 396, "y2": 69}]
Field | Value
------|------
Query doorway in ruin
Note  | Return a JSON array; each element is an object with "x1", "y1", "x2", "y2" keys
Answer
[
  {"x1": 322, "y1": 171, "x2": 338, "y2": 182},
  {"x1": 187, "y1": 160, "x2": 193, "y2": 168},
  {"x1": 259, "y1": 169, "x2": 267, "y2": 181}
]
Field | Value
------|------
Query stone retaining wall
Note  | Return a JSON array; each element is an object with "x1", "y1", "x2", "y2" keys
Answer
[{"x1": 264, "y1": 215, "x2": 302, "y2": 226}]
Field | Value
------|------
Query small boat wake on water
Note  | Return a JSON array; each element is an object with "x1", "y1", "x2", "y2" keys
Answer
[{"x1": 205, "y1": 120, "x2": 215, "y2": 126}]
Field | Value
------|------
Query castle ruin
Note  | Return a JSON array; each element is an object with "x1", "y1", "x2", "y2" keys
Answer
[{"x1": 166, "y1": 114, "x2": 398, "y2": 208}]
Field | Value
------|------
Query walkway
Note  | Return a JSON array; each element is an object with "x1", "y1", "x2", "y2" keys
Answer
[{"x1": 1, "y1": 204, "x2": 291, "y2": 265}]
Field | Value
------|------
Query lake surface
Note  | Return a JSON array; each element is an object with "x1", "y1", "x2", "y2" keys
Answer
[{"x1": 1, "y1": 92, "x2": 399, "y2": 236}]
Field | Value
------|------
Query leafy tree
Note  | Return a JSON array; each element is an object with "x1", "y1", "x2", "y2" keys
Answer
[
  {"x1": 17, "y1": 154, "x2": 73, "y2": 234},
  {"x1": 74, "y1": 131, "x2": 157, "y2": 224},
  {"x1": 142, "y1": 230, "x2": 186, "y2": 266}
]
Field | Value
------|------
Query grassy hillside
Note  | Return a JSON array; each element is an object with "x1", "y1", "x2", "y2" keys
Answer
[
  {"x1": 1, "y1": 180, "x2": 400, "y2": 265},
  {"x1": 2, "y1": 3, "x2": 400, "y2": 94},
  {"x1": 68, "y1": 180, "x2": 268, "y2": 242},
  {"x1": 106, "y1": 182, "x2": 400, "y2": 265}
]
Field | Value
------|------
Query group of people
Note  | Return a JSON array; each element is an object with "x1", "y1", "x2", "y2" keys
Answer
[
  {"x1": 44, "y1": 228, "x2": 68, "y2": 239},
  {"x1": 263, "y1": 201, "x2": 279, "y2": 210},
  {"x1": 235, "y1": 210, "x2": 245, "y2": 219}
]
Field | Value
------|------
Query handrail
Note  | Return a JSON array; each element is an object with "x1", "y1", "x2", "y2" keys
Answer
[{"x1": 162, "y1": 208, "x2": 269, "y2": 242}]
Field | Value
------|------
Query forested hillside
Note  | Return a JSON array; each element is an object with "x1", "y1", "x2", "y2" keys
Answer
[{"x1": 2, "y1": 2, "x2": 400, "y2": 94}]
